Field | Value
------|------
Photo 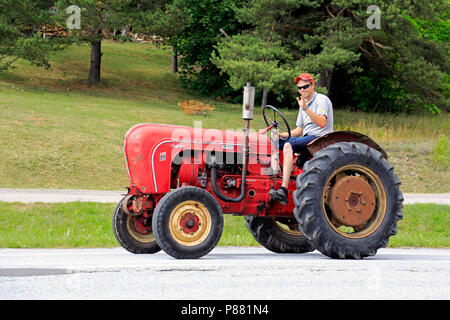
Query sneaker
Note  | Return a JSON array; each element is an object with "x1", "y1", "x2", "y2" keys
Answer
[{"x1": 269, "y1": 188, "x2": 288, "y2": 205}]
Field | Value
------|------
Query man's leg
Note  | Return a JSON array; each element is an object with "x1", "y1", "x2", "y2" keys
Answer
[
  {"x1": 269, "y1": 135, "x2": 317, "y2": 204},
  {"x1": 281, "y1": 142, "x2": 293, "y2": 188},
  {"x1": 268, "y1": 141, "x2": 292, "y2": 205}
]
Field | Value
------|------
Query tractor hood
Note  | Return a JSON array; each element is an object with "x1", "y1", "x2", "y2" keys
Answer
[{"x1": 123, "y1": 123, "x2": 271, "y2": 194}]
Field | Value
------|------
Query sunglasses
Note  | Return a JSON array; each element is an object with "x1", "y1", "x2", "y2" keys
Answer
[{"x1": 297, "y1": 84, "x2": 311, "y2": 90}]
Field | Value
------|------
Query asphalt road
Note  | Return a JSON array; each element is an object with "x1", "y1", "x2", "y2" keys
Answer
[
  {"x1": 1, "y1": 247, "x2": 449, "y2": 300},
  {"x1": 0, "y1": 190, "x2": 448, "y2": 301},
  {"x1": 0, "y1": 188, "x2": 449, "y2": 204}
]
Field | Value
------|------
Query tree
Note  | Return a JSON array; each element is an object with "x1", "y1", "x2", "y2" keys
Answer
[
  {"x1": 212, "y1": 0, "x2": 449, "y2": 112},
  {"x1": 212, "y1": 33, "x2": 296, "y2": 107},
  {"x1": 212, "y1": 0, "x2": 303, "y2": 107},
  {"x1": 172, "y1": 0, "x2": 246, "y2": 97},
  {"x1": 55, "y1": 0, "x2": 137, "y2": 84},
  {"x1": 134, "y1": 0, "x2": 188, "y2": 73},
  {"x1": 322, "y1": 0, "x2": 449, "y2": 112},
  {"x1": 0, "y1": 0, "x2": 67, "y2": 71}
]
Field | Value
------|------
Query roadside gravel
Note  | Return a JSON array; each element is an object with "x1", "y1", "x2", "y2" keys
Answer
[{"x1": 0, "y1": 188, "x2": 448, "y2": 204}]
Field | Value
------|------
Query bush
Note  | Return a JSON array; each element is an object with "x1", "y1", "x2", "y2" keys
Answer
[{"x1": 178, "y1": 100, "x2": 215, "y2": 117}]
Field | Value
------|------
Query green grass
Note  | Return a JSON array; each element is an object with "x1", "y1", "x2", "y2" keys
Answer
[
  {"x1": 0, "y1": 201, "x2": 259, "y2": 248},
  {"x1": 1, "y1": 42, "x2": 448, "y2": 250},
  {"x1": 0, "y1": 202, "x2": 114, "y2": 248},
  {"x1": 0, "y1": 42, "x2": 249, "y2": 190},
  {"x1": 0, "y1": 202, "x2": 448, "y2": 248},
  {"x1": 389, "y1": 204, "x2": 450, "y2": 247},
  {"x1": 0, "y1": 41, "x2": 449, "y2": 192}
]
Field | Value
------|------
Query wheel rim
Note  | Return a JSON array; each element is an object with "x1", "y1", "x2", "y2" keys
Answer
[
  {"x1": 169, "y1": 200, "x2": 212, "y2": 247},
  {"x1": 322, "y1": 164, "x2": 387, "y2": 239},
  {"x1": 272, "y1": 218, "x2": 303, "y2": 236},
  {"x1": 126, "y1": 215, "x2": 155, "y2": 243}
]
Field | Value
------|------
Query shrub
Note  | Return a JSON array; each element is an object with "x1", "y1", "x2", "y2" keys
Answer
[{"x1": 178, "y1": 100, "x2": 215, "y2": 117}]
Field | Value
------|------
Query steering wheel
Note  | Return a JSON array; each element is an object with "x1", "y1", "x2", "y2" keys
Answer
[{"x1": 262, "y1": 105, "x2": 291, "y2": 141}]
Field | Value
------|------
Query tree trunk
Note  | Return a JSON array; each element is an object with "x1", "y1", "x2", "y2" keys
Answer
[
  {"x1": 261, "y1": 87, "x2": 268, "y2": 108},
  {"x1": 89, "y1": 40, "x2": 102, "y2": 84},
  {"x1": 171, "y1": 48, "x2": 178, "y2": 73},
  {"x1": 317, "y1": 68, "x2": 333, "y2": 94},
  {"x1": 121, "y1": 25, "x2": 127, "y2": 37}
]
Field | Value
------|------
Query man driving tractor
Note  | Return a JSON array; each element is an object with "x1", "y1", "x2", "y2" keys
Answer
[
  {"x1": 116, "y1": 74, "x2": 402, "y2": 260},
  {"x1": 269, "y1": 73, "x2": 334, "y2": 204}
]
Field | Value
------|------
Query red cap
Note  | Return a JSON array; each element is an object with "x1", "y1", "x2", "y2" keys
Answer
[{"x1": 295, "y1": 73, "x2": 314, "y2": 85}]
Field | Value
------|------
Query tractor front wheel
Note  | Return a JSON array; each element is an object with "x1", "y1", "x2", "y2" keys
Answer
[
  {"x1": 112, "y1": 197, "x2": 161, "y2": 254},
  {"x1": 152, "y1": 187, "x2": 224, "y2": 259}
]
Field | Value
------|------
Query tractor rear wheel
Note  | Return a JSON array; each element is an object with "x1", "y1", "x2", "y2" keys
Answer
[
  {"x1": 152, "y1": 186, "x2": 223, "y2": 259},
  {"x1": 293, "y1": 142, "x2": 403, "y2": 259},
  {"x1": 112, "y1": 197, "x2": 161, "y2": 254},
  {"x1": 244, "y1": 216, "x2": 314, "y2": 253}
]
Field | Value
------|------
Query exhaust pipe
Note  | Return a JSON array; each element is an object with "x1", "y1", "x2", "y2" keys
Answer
[{"x1": 210, "y1": 83, "x2": 254, "y2": 203}]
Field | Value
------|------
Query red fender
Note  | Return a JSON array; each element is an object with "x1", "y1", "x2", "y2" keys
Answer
[{"x1": 306, "y1": 131, "x2": 388, "y2": 159}]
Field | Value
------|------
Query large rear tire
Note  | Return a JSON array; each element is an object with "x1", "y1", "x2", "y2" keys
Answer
[
  {"x1": 152, "y1": 187, "x2": 223, "y2": 259},
  {"x1": 293, "y1": 142, "x2": 403, "y2": 259},
  {"x1": 244, "y1": 216, "x2": 314, "y2": 253}
]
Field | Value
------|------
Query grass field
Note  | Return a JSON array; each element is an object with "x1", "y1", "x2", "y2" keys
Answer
[
  {"x1": 0, "y1": 41, "x2": 449, "y2": 192},
  {"x1": 0, "y1": 41, "x2": 448, "y2": 250},
  {"x1": 0, "y1": 201, "x2": 448, "y2": 248}
]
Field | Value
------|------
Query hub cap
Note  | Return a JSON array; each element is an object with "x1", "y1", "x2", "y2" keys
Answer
[
  {"x1": 323, "y1": 165, "x2": 387, "y2": 239},
  {"x1": 328, "y1": 176, "x2": 376, "y2": 227},
  {"x1": 126, "y1": 215, "x2": 155, "y2": 243},
  {"x1": 169, "y1": 201, "x2": 212, "y2": 246}
]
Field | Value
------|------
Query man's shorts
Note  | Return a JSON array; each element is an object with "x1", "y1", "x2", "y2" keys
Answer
[{"x1": 277, "y1": 135, "x2": 317, "y2": 153}]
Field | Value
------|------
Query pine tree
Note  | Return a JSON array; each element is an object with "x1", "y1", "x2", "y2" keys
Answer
[
  {"x1": 212, "y1": 0, "x2": 449, "y2": 112},
  {"x1": 212, "y1": 0, "x2": 300, "y2": 107},
  {"x1": 0, "y1": 0, "x2": 67, "y2": 71},
  {"x1": 169, "y1": 0, "x2": 246, "y2": 97}
]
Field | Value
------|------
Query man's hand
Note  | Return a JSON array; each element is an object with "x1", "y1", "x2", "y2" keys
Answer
[
  {"x1": 296, "y1": 96, "x2": 307, "y2": 110},
  {"x1": 283, "y1": 127, "x2": 303, "y2": 139},
  {"x1": 279, "y1": 131, "x2": 289, "y2": 138}
]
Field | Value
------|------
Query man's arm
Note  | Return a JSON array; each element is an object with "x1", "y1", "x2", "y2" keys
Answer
[
  {"x1": 297, "y1": 96, "x2": 327, "y2": 128},
  {"x1": 303, "y1": 108, "x2": 327, "y2": 128},
  {"x1": 280, "y1": 126, "x2": 303, "y2": 138}
]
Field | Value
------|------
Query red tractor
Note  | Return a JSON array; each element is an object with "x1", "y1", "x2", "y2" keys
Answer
[{"x1": 113, "y1": 84, "x2": 403, "y2": 259}]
